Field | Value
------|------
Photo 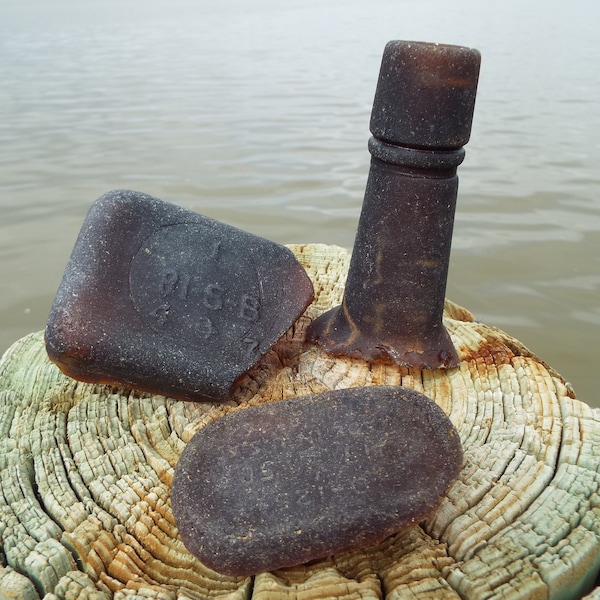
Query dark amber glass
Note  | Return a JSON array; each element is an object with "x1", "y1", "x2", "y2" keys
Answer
[
  {"x1": 45, "y1": 190, "x2": 314, "y2": 402},
  {"x1": 171, "y1": 386, "x2": 463, "y2": 576},
  {"x1": 307, "y1": 41, "x2": 481, "y2": 369}
]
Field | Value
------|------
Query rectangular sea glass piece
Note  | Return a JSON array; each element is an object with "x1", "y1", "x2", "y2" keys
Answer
[{"x1": 45, "y1": 190, "x2": 314, "y2": 402}]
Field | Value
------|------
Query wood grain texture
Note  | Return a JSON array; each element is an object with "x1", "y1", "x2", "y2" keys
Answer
[{"x1": 1, "y1": 243, "x2": 599, "y2": 599}]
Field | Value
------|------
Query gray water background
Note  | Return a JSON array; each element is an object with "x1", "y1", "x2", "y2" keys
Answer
[{"x1": 1, "y1": 0, "x2": 599, "y2": 407}]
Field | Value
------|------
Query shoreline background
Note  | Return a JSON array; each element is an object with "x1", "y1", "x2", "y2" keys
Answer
[{"x1": 2, "y1": 0, "x2": 599, "y2": 407}]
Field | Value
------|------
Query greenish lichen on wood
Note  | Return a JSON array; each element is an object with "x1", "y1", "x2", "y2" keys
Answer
[{"x1": 0, "y1": 243, "x2": 599, "y2": 600}]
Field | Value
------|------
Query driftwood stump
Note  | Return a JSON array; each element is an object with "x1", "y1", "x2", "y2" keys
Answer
[{"x1": 1, "y1": 244, "x2": 599, "y2": 600}]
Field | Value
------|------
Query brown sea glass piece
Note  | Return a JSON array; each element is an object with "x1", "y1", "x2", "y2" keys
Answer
[
  {"x1": 171, "y1": 385, "x2": 463, "y2": 576},
  {"x1": 307, "y1": 40, "x2": 481, "y2": 369},
  {"x1": 45, "y1": 189, "x2": 314, "y2": 402}
]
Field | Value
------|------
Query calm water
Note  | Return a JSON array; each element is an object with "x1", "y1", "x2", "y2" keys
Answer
[{"x1": 1, "y1": 0, "x2": 599, "y2": 407}]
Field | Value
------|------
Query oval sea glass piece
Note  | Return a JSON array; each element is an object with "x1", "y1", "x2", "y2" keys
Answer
[{"x1": 171, "y1": 385, "x2": 463, "y2": 576}]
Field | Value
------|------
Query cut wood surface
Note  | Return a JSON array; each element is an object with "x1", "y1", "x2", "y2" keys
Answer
[{"x1": 1, "y1": 243, "x2": 599, "y2": 600}]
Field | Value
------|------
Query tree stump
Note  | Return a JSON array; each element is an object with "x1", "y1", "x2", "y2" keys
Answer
[{"x1": 1, "y1": 243, "x2": 599, "y2": 600}]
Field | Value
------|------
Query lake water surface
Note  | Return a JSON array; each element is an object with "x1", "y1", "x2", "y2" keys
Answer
[{"x1": 1, "y1": 0, "x2": 599, "y2": 407}]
